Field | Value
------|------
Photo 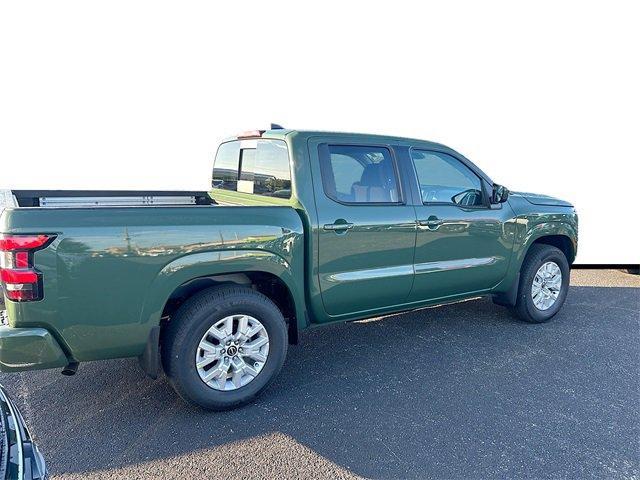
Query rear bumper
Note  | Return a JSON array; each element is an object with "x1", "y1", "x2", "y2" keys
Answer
[
  {"x1": 0, "y1": 384, "x2": 48, "y2": 479},
  {"x1": 0, "y1": 316, "x2": 68, "y2": 372}
]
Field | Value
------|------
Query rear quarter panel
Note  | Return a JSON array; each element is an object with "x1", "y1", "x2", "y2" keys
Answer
[{"x1": 1, "y1": 206, "x2": 304, "y2": 361}]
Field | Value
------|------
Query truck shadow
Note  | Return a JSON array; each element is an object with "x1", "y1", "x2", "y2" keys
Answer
[{"x1": 6, "y1": 285, "x2": 640, "y2": 479}]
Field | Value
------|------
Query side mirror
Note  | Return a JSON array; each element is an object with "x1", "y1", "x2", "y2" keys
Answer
[{"x1": 491, "y1": 184, "x2": 509, "y2": 204}]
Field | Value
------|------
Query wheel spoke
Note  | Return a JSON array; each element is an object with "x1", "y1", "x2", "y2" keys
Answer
[
  {"x1": 223, "y1": 316, "x2": 234, "y2": 336},
  {"x1": 237, "y1": 316, "x2": 249, "y2": 335},
  {"x1": 206, "y1": 327, "x2": 226, "y2": 342},
  {"x1": 243, "y1": 363, "x2": 259, "y2": 377},
  {"x1": 245, "y1": 336, "x2": 268, "y2": 350},
  {"x1": 234, "y1": 316, "x2": 251, "y2": 342},
  {"x1": 196, "y1": 354, "x2": 217, "y2": 369},
  {"x1": 231, "y1": 355, "x2": 244, "y2": 369},
  {"x1": 231, "y1": 371, "x2": 243, "y2": 388},
  {"x1": 242, "y1": 350, "x2": 267, "y2": 363},
  {"x1": 230, "y1": 356, "x2": 250, "y2": 388},
  {"x1": 199, "y1": 339, "x2": 220, "y2": 354},
  {"x1": 216, "y1": 375, "x2": 227, "y2": 390},
  {"x1": 246, "y1": 324, "x2": 263, "y2": 338},
  {"x1": 535, "y1": 296, "x2": 544, "y2": 309},
  {"x1": 202, "y1": 360, "x2": 228, "y2": 383}
]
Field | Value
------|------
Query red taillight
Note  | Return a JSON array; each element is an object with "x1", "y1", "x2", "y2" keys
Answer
[
  {"x1": 4, "y1": 283, "x2": 38, "y2": 301},
  {"x1": 14, "y1": 251, "x2": 29, "y2": 268},
  {"x1": 0, "y1": 234, "x2": 50, "y2": 251},
  {"x1": 0, "y1": 269, "x2": 38, "y2": 283},
  {"x1": 0, "y1": 234, "x2": 54, "y2": 302}
]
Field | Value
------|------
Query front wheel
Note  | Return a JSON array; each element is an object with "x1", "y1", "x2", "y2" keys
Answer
[
  {"x1": 161, "y1": 286, "x2": 288, "y2": 410},
  {"x1": 510, "y1": 244, "x2": 570, "y2": 323}
]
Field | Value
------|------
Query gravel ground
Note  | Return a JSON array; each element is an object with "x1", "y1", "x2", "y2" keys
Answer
[{"x1": 1, "y1": 269, "x2": 639, "y2": 479}]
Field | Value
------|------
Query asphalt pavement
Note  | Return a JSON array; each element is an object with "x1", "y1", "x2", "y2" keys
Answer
[{"x1": 1, "y1": 269, "x2": 638, "y2": 479}]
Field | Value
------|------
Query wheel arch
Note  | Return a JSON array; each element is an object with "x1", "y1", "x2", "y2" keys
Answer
[
  {"x1": 530, "y1": 234, "x2": 575, "y2": 265},
  {"x1": 494, "y1": 223, "x2": 576, "y2": 307},
  {"x1": 159, "y1": 271, "x2": 300, "y2": 345},
  {"x1": 520, "y1": 221, "x2": 578, "y2": 267},
  {"x1": 139, "y1": 250, "x2": 306, "y2": 345}
]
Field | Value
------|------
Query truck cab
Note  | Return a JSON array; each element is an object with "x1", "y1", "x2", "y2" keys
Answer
[{"x1": 211, "y1": 129, "x2": 575, "y2": 323}]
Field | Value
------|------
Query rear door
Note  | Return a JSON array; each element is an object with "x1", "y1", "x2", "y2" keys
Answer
[
  {"x1": 308, "y1": 139, "x2": 417, "y2": 317},
  {"x1": 408, "y1": 149, "x2": 515, "y2": 301}
]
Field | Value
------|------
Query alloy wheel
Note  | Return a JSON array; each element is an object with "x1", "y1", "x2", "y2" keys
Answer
[{"x1": 531, "y1": 261, "x2": 562, "y2": 311}]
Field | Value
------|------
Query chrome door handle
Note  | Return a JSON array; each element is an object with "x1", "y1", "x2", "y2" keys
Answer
[
  {"x1": 323, "y1": 222, "x2": 354, "y2": 231},
  {"x1": 418, "y1": 218, "x2": 442, "y2": 227}
]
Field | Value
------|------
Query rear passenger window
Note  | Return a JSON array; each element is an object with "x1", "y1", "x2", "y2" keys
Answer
[
  {"x1": 212, "y1": 139, "x2": 291, "y2": 198},
  {"x1": 411, "y1": 150, "x2": 485, "y2": 207},
  {"x1": 319, "y1": 145, "x2": 401, "y2": 204},
  {"x1": 212, "y1": 141, "x2": 241, "y2": 191}
]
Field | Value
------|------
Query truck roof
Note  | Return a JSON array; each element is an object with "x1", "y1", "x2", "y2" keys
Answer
[{"x1": 261, "y1": 129, "x2": 450, "y2": 150}]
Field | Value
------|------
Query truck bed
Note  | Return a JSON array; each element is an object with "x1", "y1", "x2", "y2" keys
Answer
[{"x1": 0, "y1": 203, "x2": 305, "y2": 363}]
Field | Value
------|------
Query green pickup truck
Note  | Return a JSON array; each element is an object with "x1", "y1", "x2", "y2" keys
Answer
[{"x1": 0, "y1": 128, "x2": 578, "y2": 410}]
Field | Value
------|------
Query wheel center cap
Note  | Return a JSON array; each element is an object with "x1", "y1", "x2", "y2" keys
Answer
[{"x1": 227, "y1": 345, "x2": 238, "y2": 356}]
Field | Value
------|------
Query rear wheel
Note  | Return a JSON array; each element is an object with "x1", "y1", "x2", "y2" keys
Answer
[
  {"x1": 510, "y1": 244, "x2": 570, "y2": 323},
  {"x1": 161, "y1": 286, "x2": 288, "y2": 410}
]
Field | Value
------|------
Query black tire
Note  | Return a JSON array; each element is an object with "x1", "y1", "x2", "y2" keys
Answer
[
  {"x1": 161, "y1": 285, "x2": 288, "y2": 410},
  {"x1": 510, "y1": 244, "x2": 570, "y2": 323}
]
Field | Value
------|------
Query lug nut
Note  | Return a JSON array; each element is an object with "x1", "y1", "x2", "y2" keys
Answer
[
  {"x1": 239, "y1": 347, "x2": 243, "y2": 352},
  {"x1": 220, "y1": 349, "x2": 225, "y2": 355}
]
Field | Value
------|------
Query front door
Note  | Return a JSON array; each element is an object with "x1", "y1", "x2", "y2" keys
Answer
[
  {"x1": 310, "y1": 141, "x2": 417, "y2": 317},
  {"x1": 408, "y1": 149, "x2": 515, "y2": 302}
]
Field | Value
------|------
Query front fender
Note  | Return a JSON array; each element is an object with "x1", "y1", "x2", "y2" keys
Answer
[
  {"x1": 495, "y1": 213, "x2": 578, "y2": 296},
  {"x1": 139, "y1": 249, "x2": 306, "y2": 334},
  {"x1": 517, "y1": 219, "x2": 578, "y2": 267}
]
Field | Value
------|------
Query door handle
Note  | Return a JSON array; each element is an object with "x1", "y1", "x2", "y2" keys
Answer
[
  {"x1": 418, "y1": 218, "x2": 443, "y2": 228},
  {"x1": 323, "y1": 222, "x2": 354, "y2": 232}
]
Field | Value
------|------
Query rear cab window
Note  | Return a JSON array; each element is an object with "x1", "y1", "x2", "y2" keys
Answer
[{"x1": 212, "y1": 138, "x2": 292, "y2": 205}]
